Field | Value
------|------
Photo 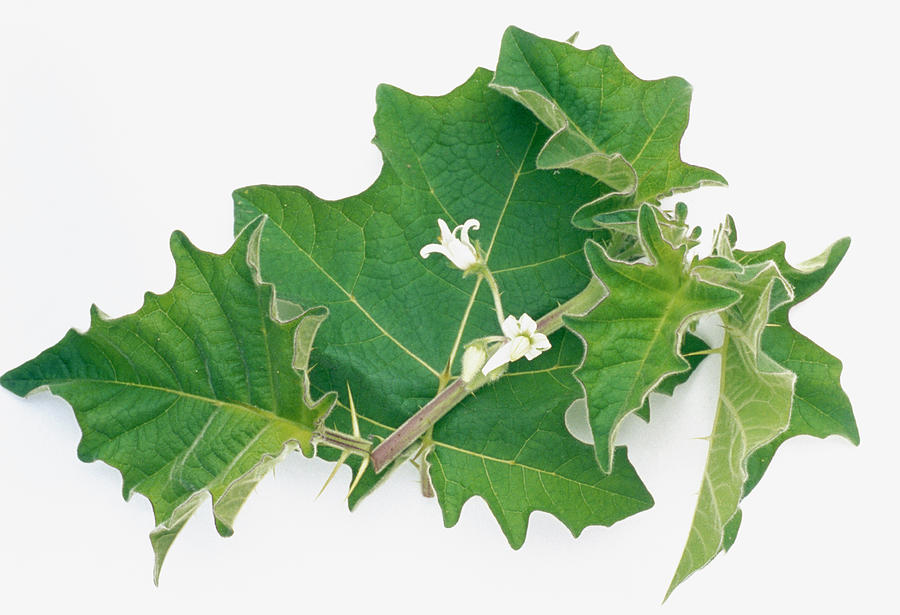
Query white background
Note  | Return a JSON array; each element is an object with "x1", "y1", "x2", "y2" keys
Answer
[{"x1": 1, "y1": 1, "x2": 896, "y2": 613}]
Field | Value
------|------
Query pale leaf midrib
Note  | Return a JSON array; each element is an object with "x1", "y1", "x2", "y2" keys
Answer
[
  {"x1": 492, "y1": 249, "x2": 583, "y2": 274},
  {"x1": 671, "y1": 329, "x2": 735, "y2": 588},
  {"x1": 619, "y1": 287, "x2": 686, "y2": 410},
  {"x1": 22, "y1": 377, "x2": 311, "y2": 438},
  {"x1": 433, "y1": 441, "x2": 648, "y2": 504},
  {"x1": 484, "y1": 124, "x2": 539, "y2": 263}
]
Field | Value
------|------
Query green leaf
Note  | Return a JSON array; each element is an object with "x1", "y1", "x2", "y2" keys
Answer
[
  {"x1": 668, "y1": 259, "x2": 795, "y2": 597},
  {"x1": 1, "y1": 220, "x2": 336, "y2": 582},
  {"x1": 491, "y1": 26, "x2": 725, "y2": 228},
  {"x1": 235, "y1": 67, "x2": 652, "y2": 541},
  {"x1": 566, "y1": 205, "x2": 740, "y2": 472},
  {"x1": 430, "y1": 330, "x2": 653, "y2": 547},
  {"x1": 636, "y1": 331, "x2": 710, "y2": 422},
  {"x1": 734, "y1": 237, "x2": 857, "y2": 494},
  {"x1": 593, "y1": 203, "x2": 702, "y2": 260}
]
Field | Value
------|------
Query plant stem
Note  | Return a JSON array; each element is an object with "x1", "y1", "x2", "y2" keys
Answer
[
  {"x1": 314, "y1": 427, "x2": 372, "y2": 457},
  {"x1": 439, "y1": 275, "x2": 484, "y2": 386},
  {"x1": 536, "y1": 277, "x2": 606, "y2": 334},
  {"x1": 482, "y1": 267, "x2": 506, "y2": 328},
  {"x1": 370, "y1": 377, "x2": 469, "y2": 472},
  {"x1": 369, "y1": 276, "x2": 607, "y2": 473}
]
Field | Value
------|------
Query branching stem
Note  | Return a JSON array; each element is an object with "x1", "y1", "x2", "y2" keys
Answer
[
  {"x1": 369, "y1": 276, "x2": 607, "y2": 473},
  {"x1": 314, "y1": 427, "x2": 372, "y2": 457}
]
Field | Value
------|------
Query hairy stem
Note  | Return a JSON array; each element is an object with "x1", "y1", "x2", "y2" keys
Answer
[
  {"x1": 535, "y1": 277, "x2": 606, "y2": 333},
  {"x1": 369, "y1": 276, "x2": 606, "y2": 473},
  {"x1": 482, "y1": 267, "x2": 506, "y2": 328}
]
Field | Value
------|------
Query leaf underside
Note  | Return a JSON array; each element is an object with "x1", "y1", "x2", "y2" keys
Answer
[
  {"x1": 735, "y1": 238, "x2": 858, "y2": 494},
  {"x1": 668, "y1": 261, "x2": 795, "y2": 596},
  {"x1": 1, "y1": 220, "x2": 336, "y2": 582},
  {"x1": 669, "y1": 232, "x2": 858, "y2": 591}
]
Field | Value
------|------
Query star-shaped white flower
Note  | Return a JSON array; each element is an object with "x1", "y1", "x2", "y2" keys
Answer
[
  {"x1": 419, "y1": 218, "x2": 481, "y2": 272},
  {"x1": 481, "y1": 313, "x2": 551, "y2": 375}
]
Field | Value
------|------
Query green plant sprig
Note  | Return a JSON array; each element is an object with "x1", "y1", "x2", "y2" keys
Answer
[{"x1": 0, "y1": 26, "x2": 857, "y2": 599}]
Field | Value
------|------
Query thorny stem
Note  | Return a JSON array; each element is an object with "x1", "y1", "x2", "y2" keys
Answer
[
  {"x1": 370, "y1": 377, "x2": 469, "y2": 473},
  {"x1": 369, "y1": 276, "x2": 606, "y2": 473},
  {"x1": 314, "y1": 427, "x2": 372, "y2": 457}
]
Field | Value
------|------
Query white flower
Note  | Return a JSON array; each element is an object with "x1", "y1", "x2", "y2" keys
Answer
[
  {"x1": 481, "y1": 314, "x2": 551, "y2": 375},
  {"x1": 419, "y1": 218, "x2": 481, "y2": 271}
]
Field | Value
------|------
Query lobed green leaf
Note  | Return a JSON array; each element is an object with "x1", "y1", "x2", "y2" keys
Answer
[
  {"x1": 491, "y1": 26, "x2": 725, "y2": 229},
  {"x1": 567, "y1": 205, "x2": 740, "y2": 472},
  {"x1": 1, "y1": 220, "x2": 336, "y2": 582},
  {"x1": 235, "y1": 68, "x2": 653, "y2": 541},
  {"x1": 430, "y1": 330, "x2": 653, "y2": 547}
]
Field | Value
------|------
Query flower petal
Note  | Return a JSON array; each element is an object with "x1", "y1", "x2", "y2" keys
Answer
[
  {"x1": 459, "y1": 218, "x2": 480, "y2": 246},
  {"x1": 518, "y1": 313, "x2": 537, "y2": 335},
  {"x1": 419, "y1": 243, "x2": 449, "y2": 259},
  {"x1": 507, "y1": 336, "x2": 532, "y2": 362},
  {"x1": 501, "y1": 314, "x2": 520, "y2": 338},
  {"x1": 482, "y1": 341, "x2": 514, "y2": 375},
  {"x1": 437, "y1": 218, "x2": 453, "y2": 242},
  {"x1": 449, "y1": 237, "x2": 478, "y2": 270},
  {"x1": 531, "y1": 332, "x2": 551, "y2": 351}
]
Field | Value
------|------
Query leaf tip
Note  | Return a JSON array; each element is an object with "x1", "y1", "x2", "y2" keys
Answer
[
  {"x1": 833, "y1": 235, "x2": 852, "y2": 262},
  {"x1": 0, "y1": 368, "x2": 17, "y2": 395},
  {"x1": 591, "y1": 436, "x2": 614, "y2": 474},
  {"x1": 502, "y1": 24, "x2": 526, "y2": 41},
  {"x1": 76, "y1": 439, "x2": 98, "y2": 463},
  {"x1": 214, "y1": 517, "x2": 235, "y2": 538},
  {"x1": 167, "y1": 230, "x2": 199, "y2": 266}
]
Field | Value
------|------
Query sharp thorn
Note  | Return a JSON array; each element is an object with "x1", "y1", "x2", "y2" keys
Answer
[
  {"x1": 316, "y1": 450, "x2": 350, "y2": 499},
  {"x1": 346, "y1": 455, "x2": 369, "y2": 500},
  {"x1": 346, "y1": 382, "x2": 361, "y2": 437}
]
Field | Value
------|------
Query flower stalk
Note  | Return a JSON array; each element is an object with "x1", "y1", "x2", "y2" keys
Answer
[{"x1": 480, "y1": 266, "x2": 507, "y2": 329}]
